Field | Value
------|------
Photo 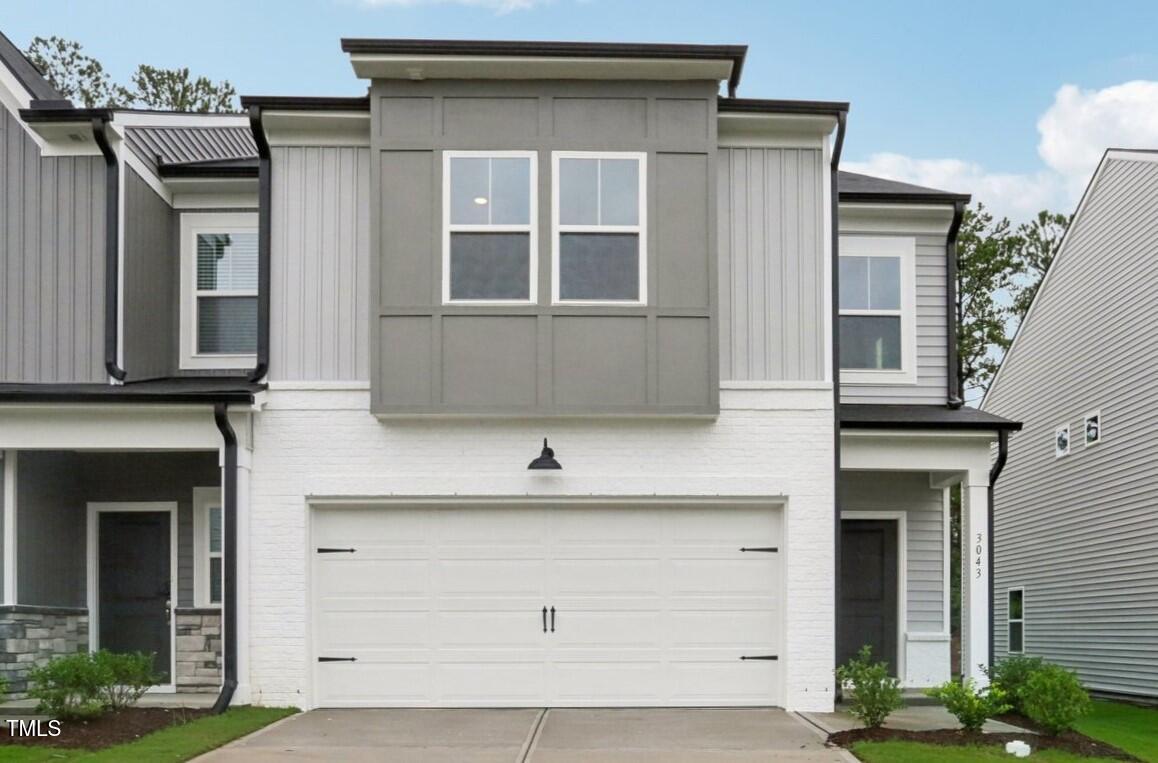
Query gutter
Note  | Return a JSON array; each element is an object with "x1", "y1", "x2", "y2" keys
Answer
[
  {"x1": 211, "y1": 403, "x2": 239, "y2": 713},
  {"x1": 987, "y1": 428, "x2": 1010, "y2": 670},
  {"x1": 246, "y1": 106, "x2": 271, "y2": 383},
  {"x1": 829, "y1": 108, "x2": 848, "y2": 694},
  {"x1": 91, "y1": 117, "x2": 127, "y2": 382},
  {"x1": 946, "y1": 201, "x2": 966, "y2": 408}
]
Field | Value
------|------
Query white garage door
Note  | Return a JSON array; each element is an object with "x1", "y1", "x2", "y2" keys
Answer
[{"x1": 312, "y1": 504, "x2": 782, "y2": 707}]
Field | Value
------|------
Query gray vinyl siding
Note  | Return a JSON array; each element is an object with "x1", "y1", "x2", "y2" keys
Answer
[
  {"x1": 0, "y1": 104, "x2": 106, "y2": 383},
  {"x1": 717, "y1": 147, "x2": 826, "y2": 382},
  {"x1": 840, "y1": 231, "x2": 949, "y2": 405},
  {"x1": 123, "y1": 167, "x2": 177, "y2": 379},
  {"x1": 270, "y1": 146, "x2": 371, "y2": 382},
  {"x1": 841, "y1": 470, "x2": 946, "y2": 633},
  {"x1": 370, "y1": 80, "x2": 718, "y2": 416},
  {"x1": 985, "y1": 156, "x2": 1158, "y2": 698}
]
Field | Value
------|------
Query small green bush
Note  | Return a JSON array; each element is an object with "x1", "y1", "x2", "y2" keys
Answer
[
  {"x1": 835, "y1": 645, "x2": 905, "y2": 729},
  {"x1": 27, "y1": 649, "x2": 159, "y2": 719},
  {"x1": 1022, "y1": 664, "x2": 1092, "y2": 734},
  {"x1": 985, "y1": 655, "x2": 1045, "y2": 714},
  {"x1": 927, "y1": 678, "x2": 1011, "y2": 732}
]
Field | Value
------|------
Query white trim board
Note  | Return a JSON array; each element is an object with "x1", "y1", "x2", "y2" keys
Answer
[
  {"x1": 86, "y1": 501, "x2": 179, "y2": 693},
  {"x1": 841, "y1": 510, "x2": 908, "y2": 681}
]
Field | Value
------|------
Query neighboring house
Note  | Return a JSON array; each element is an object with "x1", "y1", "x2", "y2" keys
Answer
[
  {"x1": 0, "y1": 31, "x2": 1018, "y2": 711},
  {"x1": 983, "y1": 149, "x2": 1158, "y2": 701}
]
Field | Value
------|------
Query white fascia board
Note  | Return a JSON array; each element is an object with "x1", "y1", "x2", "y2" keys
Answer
[
  {"x1": 264, "y1": 110, "x2": 370, "y2": 147},
  {"x1": 110, "y1": 111, "x2": 250, "y2": 129},
  {"x1": 0, "y1": 405, "x2": 243, "y2": 450},
  {"x1": 717, "y1": 112, "x2": 837, "y2": 148},
  {"x1": 349, "y1": 53, "x2": 733, "y2": 84},
  {"x1": 839, "y1": 202, "x2": 955, "y2": 236}
]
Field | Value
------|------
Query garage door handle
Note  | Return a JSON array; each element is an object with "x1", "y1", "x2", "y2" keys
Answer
[
  {"x1": 542, "y1": 606, "x2": 548, "y2": 633},
  {"x1": 550, "y1": 606, "x2": 556, "y2": 633}
]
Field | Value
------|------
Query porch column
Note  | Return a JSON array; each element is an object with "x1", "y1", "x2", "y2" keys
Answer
[
  {"x1": 232, "y1": 443, "x2": 252, "y2": 704},
  {"x1": 961, "y1": 470, "x2": 990, "y2": 686},
  {"x1": 2, "y1": 451, "x2": 15, "y2": 605}
]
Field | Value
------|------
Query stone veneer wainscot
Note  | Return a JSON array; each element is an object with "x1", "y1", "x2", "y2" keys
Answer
[
  {"x1": 175, "y1": 607, "x2": 222, "y2": 692},
  {"x1": 0, "y1": 605, "x2": 88, "y2": 696}
]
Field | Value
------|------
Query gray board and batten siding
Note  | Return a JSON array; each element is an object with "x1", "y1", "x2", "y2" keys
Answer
[
  {"x1": 370, "y1": 80, "x2": 719, "y2": 416},
  {"x1": 0, "y1": 103, "x2": 106, "y2": 383},
  {"x1": 985, "y1": 155, "x2": 1158, "y2": 698},
  {"x1": 122, "y1": 166, "x2": 177, "y2": 380}
]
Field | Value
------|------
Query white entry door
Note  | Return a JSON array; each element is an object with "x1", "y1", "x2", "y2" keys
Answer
[{"x1": 311, "y1": 503, "x2": 782, "y2": 707}]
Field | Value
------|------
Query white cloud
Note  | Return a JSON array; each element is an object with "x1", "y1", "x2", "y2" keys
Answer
[
  {"x1": 847, "y1": 79, "x2": 1158, "y2": 223},
  {"x1": 357, "y1": 0, "x2": 547, "y2": 12}
]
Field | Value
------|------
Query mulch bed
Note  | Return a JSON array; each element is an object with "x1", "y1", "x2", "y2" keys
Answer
[
  {"x1": 0, "y1": 707, "x2": 211, "y2": 750},
  {"x1": 829, "y1": 726, "x2": 1138, "y2": 761}
]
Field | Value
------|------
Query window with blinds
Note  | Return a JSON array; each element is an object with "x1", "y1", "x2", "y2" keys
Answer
[{"x1": 180, "y1": 213, "x2": 259, "y2": 369}]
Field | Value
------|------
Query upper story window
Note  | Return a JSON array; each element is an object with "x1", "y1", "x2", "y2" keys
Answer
[
  {"x1": 838, "y1": 236, "x2": 917, "y2": 385},
  {"x1": 443, "y1": 151, "x2": 537, "y2": 304},
  {"x1": 553, "y1": 152, "x2": 647, "y2": 304},
  {"x1": 179, "y1": 213, "x2": 258, "y2": 370}
]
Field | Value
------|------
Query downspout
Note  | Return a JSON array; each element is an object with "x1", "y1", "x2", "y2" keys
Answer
[
  {"x1": 987, "y1": 428, "x2": 1009, "y2": 670},
  {"x1": 212, "y1": 403, "x2": 239, "y2": 713},
  {"x1": 946, "y1": 200, "x2": 966, "y2": 408},
  {"x1": 92, "y1": 117, "x2": 126, "y2": 382},
  {"x1": 247, "y1": 106, "x2": 271, "y2": 383},
  {"x1": 830, "y1": 109, "x2": 847, "y2": 692}
]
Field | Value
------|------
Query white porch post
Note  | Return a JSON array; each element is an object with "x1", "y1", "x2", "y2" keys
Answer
[
  {"x1": 232, "y1": 442, "x2": 252, "y2": 704},
  {"x1": 961, "y1": 470, "x2": 991, "y2": 686},
  {"x1": 2, "y1": 450, "x2": 16, "y2": 605}
]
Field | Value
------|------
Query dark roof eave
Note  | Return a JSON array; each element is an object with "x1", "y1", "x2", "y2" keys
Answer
[
  {"x1": 239, "y1": 95, "x2": 371, "y2": 111},
  {"x1": 159, "y1": 163, "x2": 259, "y2": 179},
  {"x1": 0, "y1": 380, "x2": 264, "y2": 405},
  {"x1": 718, "y1": 97, "x2": 849, "y2": 117},
  {"x1": 840, "y1": 404, "x2": 1022, "y2": 432},
  {"x1": 19, "y1": 106, "x2": 113, "y2": 123},
  {"x1": 840, "y1": 191, "x2": 972, "y2": 205}
]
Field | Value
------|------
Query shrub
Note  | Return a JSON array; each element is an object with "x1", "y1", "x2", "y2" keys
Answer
[
  {"x1": 1022, "y1": 664, "x2": 1092, "y2": 734},
  {"x1": 92, "y1": 650, "x2": 159, "y2": 710},
  {"x1": 986, "y1": 655, "x2": 1045, "y2": 714},
  {"x1": 927, "y1": 678, "x2": 1011, "y2": 732},
  {"x1": 835, "y1": 645, "x2": 904, "y2": 729},
  {"x1": 27, "y1": 650, "x2": 158, "y2": 719},
  {"x1": 26, "y1": 652, "x2": 107, "y2": 719}
]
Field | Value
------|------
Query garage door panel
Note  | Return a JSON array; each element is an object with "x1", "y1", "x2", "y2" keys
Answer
[
  {"x1": 669, "y1": 560, "x2": 778, "y2": 593},
  {"x1": 434, "y1": 560, "x2": 547, "y2": 594},
  {"x1": 552, "y1": 560, "x2": 665, "y2": 594},
  {"x1": 316, "y1": 559, "x2": 429, "y2": 595}
]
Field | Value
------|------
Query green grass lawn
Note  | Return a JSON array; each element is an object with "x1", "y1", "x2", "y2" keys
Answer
[
  {"x1": 0, "y1": 706, "x2": 296, "y2": 762},
  {"x1": 1074, "y1": 700, "x2": 1158, "y2": 763},
  {"x1": 850, "y1": 700, "x2": 1158, "y2": 763}
]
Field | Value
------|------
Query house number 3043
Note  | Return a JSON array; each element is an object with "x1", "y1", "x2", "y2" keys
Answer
[{"x1": 974, "y1": 533, "x2": 984, "y2": 578}]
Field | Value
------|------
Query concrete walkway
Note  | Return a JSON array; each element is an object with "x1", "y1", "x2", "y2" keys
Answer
[
  {"x1": 802, "y1": 705, "x2": 1033, "y2": 735},
  {"x1": 199, "y1": 708, "x2": 850, "y2": 762}
]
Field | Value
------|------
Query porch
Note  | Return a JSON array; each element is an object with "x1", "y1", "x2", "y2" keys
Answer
[{"x1": 0, "y1": 450, "x2": 223, "y2": 696}]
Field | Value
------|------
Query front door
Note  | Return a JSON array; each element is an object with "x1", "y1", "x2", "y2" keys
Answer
[
  {"x1": 98, "y1": 511, "x2": 173, "y2": 682},
  {"x1": 839, "y1": 519, "x2": 899, "y2": 672}
]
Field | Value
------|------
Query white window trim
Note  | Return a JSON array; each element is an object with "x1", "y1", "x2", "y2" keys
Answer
[
  {"x1": 179, "y1": 212, "x2": 259, "y2": 370},
  {"x1": 838, "y1": 235, "x2": 918, "y2": 385},
  {"x1": 1084, "y1": 410, "x2": 1102, "y2": 447},
  {"x1": 1055, "y1": 424, "x2": 1071, "y2": 458},
  {"x1": 192, "y1": 486, "x2": 223, "y2": 608},
  {"x1": 551, "y1": 150, "x2": 648, "y2": 306},
  {"x1": 442, "y1": 150, "x2": 538, "y2": 306},
  {"x1": 1007, "y1": 586, "x2": 1025, "y2": 653}
]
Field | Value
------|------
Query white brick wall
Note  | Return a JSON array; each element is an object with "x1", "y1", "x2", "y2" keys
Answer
[{"x1": 245, "y1": 387, "x2": 835, "y2": 711}]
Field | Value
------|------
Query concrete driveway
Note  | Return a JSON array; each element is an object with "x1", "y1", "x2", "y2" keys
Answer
[{"x1": 200, "y1": 708, "x2": 850, "y2": 762}]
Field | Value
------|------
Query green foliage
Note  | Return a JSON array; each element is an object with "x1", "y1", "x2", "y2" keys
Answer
[
  {"x1": 927, "y1": 678, "x2": 1011, "y2": 732},
  {"x1": 24, "y1": 36, "x2": 237, "y2": 112},
  {"x1": 1010, "y1": 210, "x2": 1070, "y2": 318},
  {"x1": 1022, "y1": 664, "x2": 1092, "y2": 735},
  {"x1": 985, "y1": 654, "x2": 1045, "y2": 714},
  {"x1": 27, "y1": 650, "x2": 159, "y2": 719},
  {"x1": 1075, "y1": 700, "x2": 1158, "y2": 763},
  {"x1": 835, "y1": 645, "x2": 905, "y2": 729}
]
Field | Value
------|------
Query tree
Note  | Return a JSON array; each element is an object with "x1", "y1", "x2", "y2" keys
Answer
[
  {"x1": 24, "y1": 36, "x2": 236, "y2": 112},
  {"x1": 1010, "y1": 210, "x2": 1069, "y2": 318}
]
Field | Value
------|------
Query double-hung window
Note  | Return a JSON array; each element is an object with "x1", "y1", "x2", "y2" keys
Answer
[
  {"x1": 553, "y1": 152, "x2": 647, "y2": 304},
  {"x1": 838, "y1": 236, "x2": 916, "y2": 384},
  {"x1": 180, "y1": 213, "x2": 258, "y2": 370},
  {"x1": 1007, "y1": 587, "x2": 1025, "y2": 653},
  {"x1": 193, "y1": 487, "x2": 224, "y2": 607},
  {"x1": 443, "y1": 151, "x2": 537, "y2": 303}
]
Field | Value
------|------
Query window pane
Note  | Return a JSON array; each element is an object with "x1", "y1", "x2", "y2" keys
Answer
[
  {"x1": 1009, "y1": 621, "x2": 1023, "y2": 652},
  {"x1": 868, "y1": 256, "x2": 901, "y2": 309},
  {"x1": 198, "y1": 296, "x2": 257, "y2": 354},
  {"x1": 450, "y1": 157, "x2": 490, "y2": 225},
  {"x1": 600, "y1": 159, "x2": 639, "y2": 226},
  {"x1": 559, "y1": 233, "x2": 639, "y2": 301},
  {"x1": 489, "y1": 158, "x2": 530, "y2": 225},
  {"x1": 839, "y1": 257, "x2": 869, "y2": 310},
  {"x1": 210, "y1": 557, "x2": 222, "y2": 604},
  {"x1": 209, "y1": 506, "x2": 222, "y2": 554},
  {"x1": 197, "y1": 232, "x2": 257, "y2": 291},
  {"x1": 1009, "y1": 589, "x2": 1023, "y2": 619},
  {"x1": 559, "y1": 158, "x2": 598, "y2": 225},
  {"x1": 449, "y1": 232, "x2": 530, "y2": 300},
  {"x1": 839, "y1": 315, "x2": 902, "y2": 370}
]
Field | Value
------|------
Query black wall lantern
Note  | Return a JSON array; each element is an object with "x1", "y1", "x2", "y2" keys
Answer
[{"x1": 528, "y1": 438, "x2": 562, "y2": 470}]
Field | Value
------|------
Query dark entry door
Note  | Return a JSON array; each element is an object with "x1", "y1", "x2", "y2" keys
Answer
[
  {"x1": 99, "y1": 511, "x2": 172, "y2": 682},
  {"x1": 839, "y1": 519, "x2": 899, "y2": 672}
]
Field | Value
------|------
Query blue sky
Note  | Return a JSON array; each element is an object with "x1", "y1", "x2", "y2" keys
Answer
[{"x1": 4, "y1": 0, "x2": 1158, "y2": 221}]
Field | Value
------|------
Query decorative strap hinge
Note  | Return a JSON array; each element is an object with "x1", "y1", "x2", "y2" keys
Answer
[
  {"x1": 317, "y1": 547, "x2": 357, "y2": 554},
  {"x1": 318, "y1": 656, "x2": 358, "y2": 663},
  {"x1": 739, "y1": 547, "x2": 778, "y2": 553},
  {"x1": 740, "y1": 654, "x2": 779, "y2": 661}
]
